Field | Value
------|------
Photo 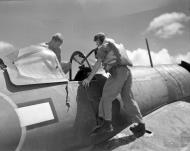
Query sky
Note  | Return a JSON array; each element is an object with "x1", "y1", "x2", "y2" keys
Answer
[{"x1": 0, "y1": 0, "x2": 190, "y2": 66}]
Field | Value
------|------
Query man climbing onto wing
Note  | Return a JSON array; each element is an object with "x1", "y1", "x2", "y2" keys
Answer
[
  {"x1": 82, "y1": 32, "x2": 146, "y2": 138},
  {"x1": 41, "y1": 33, "x2": 71, "y2": 74}
]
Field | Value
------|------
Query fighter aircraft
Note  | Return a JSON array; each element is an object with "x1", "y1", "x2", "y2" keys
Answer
[{"x1": 0, "y1": 43, "x2": 190, "y2": 151}]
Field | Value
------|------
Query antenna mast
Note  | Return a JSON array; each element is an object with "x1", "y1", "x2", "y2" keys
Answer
[{"x1": 145, "y1": 38, "x2": 153, "y2": 68}]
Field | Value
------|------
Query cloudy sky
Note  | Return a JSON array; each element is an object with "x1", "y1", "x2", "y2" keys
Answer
[{"x1": 0, "y1": 0, "x2": 189, "y2": 66}]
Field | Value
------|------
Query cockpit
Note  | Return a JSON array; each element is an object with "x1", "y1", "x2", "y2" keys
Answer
[{"x1": 4, "y1": 45, "x2": 101, "y2": 85}]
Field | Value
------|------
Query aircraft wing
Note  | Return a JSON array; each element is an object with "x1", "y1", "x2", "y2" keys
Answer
[{"x1": 92, "y1": 101, "x2": 190, "y2": 151}]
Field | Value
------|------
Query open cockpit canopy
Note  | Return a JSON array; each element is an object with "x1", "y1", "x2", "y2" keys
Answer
[{"x1": 6, "y1": 45, "x2": 68, "y2": 85}]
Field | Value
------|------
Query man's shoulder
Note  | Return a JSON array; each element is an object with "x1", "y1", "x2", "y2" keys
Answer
[
  {"x1": 39, "y1": 42, "x2": 49, "y2": 48},
  {"x1": 99, "y1": 42, "x2": 109, "y2": 51}
]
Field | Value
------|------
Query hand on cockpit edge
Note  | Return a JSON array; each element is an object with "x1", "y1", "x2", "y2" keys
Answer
[
  {"x1": 61, "y1": 62, "x2": 71, "y2": 74},
  {"x1": 82, "y1": 78, "x2": 91, "y2": 87}
]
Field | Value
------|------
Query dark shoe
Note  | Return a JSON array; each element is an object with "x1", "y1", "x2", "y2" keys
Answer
[
  {"x1": 96, "y1": 117, "x2": 104, "y2": 126},
  {"x1": 95, "y1": 120, "x2": 114, "y2": 133},
  {"x1": 91, "y1": 124, "x2": 103, "y2": 134},
  {"x1": 90, "y1": 117, "x2": 104, "y2": 134},
  {"x1": 130, "y1": 123, "x2": 146, "y2": 138}
]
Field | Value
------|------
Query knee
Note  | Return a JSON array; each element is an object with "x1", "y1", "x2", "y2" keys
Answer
[
  {"x1": 124, "y1": 99, "x2": 138, "y2": 108},
  {"x1": 100, "y1": 98, "x2": 112, "y2": 107}
]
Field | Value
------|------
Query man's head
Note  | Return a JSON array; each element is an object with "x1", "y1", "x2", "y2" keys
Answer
[
  {"x1": 94, "y1": 32, "x2": 105, "y2": 46},
  {"x1": 48, "y1": 33, "x2": 63, "y2": 49}
]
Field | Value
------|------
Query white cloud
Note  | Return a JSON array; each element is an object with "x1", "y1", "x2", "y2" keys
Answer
[
  {"x1": 127, "y1": 48, "x2": 176, "y2": 66},
  {"x1": 156, "y1": 22, "x2": 184, "y2": 38},
  {"x1": 127, "y1": 48, "x2": 190, "y2": 66},
  {"x1": 175, "y1": 52, "x2": 190, "y2": 63},
  {"x1": 147, "y1": 12, "x2": 190, "y2": 38},
  {"x1": 0, "y1": 41, "x2": 14, "y2": 51},
  {"x1": 0, "y1": 41, "x2": 15, "y2": 58}
]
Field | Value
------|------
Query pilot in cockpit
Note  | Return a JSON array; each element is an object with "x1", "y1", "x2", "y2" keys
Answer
[{"x1": 41, "y1": 33, "x2": 71, "y2": 74}]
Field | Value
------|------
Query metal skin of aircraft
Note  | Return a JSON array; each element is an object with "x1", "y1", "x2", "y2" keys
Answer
[{"x1": 0, "y1": 45, "x2": 190, "y2": 151}]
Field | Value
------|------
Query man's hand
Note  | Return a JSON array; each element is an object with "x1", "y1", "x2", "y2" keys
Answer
[
  {"x1": 82, "y1": 59, "x2": 101, "y2": 87},
  {"x1": 61, "y1": 62, "x2": 71, "y2": 74},
  {"x1": 82, "y1": 78, "x2": 91, "y2": 87}
]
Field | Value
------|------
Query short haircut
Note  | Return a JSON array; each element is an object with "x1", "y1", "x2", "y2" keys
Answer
[
  {"x1": 94, "y1": 32, "x2": 105, "y2": 44},
  {"x1": 52, "y1": 33, "x2": 63, "y2": 43}
]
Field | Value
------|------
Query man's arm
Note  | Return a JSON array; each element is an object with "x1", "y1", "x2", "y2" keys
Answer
[
  {"x1": 61, "y1": 62, "x2": 71, "y2": 74},
  {"x1": 82, "y1": 44, "x2": 107, "y2": 87},
  {"x1": 82, "y1": 59, "x2": 102, "y2": 87},
  {"x1": 87, "y1": 59, "x2": 102, "y2": 81}
]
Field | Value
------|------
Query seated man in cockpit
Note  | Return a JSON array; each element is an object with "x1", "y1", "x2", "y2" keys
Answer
[{"x1": 41, "y1": 33, "x2": 71, "y2": 74}]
